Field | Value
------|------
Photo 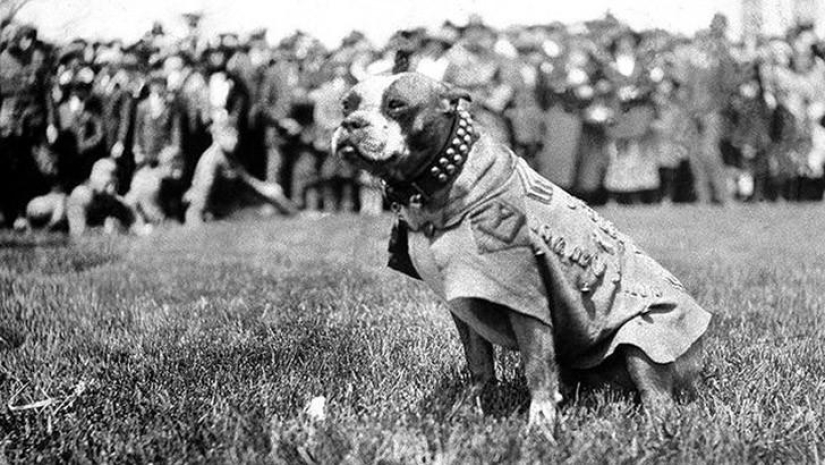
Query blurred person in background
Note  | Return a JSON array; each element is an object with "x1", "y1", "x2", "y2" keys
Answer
[
  {"x1": 505, "y1": 27, "x2": 547, "y2": 167},
  {"x1": 50, "y1": 65, "x2": 106, "y2": 194},
  {"x1": 412, "y1": 23, "x2": 457, "y2": 81},
  {"x1": 24, "y1": 189, "x2": 68, "y2": 231},
  {"x1": 93, "y1": 41, "x2": 138, "y2": 193},
  {"x1": 66, "y1": 157, "x2": 139, "y2": 237},
  {"x1": 183, "y1": 112, "x2": 297, "y2": 225},
  {"x1": 764, "y1": 27, "x2": 825, "y2": 201},
  {"x1": 680, "y1": 13, "x2": 738, "y2": 205},
  {"x1": 6, "y1": 8, "x2": 825, "y2": 236},
  {"x1": 239, "y1": 29, "x2": 279, "y2": 185},
  {"x1": 126, "y1": 142, "x2": 186, "y2": 225},
  {"x1": 129, "y1": 71, "x2": 185, "y2": 221},
  {"x1": 0, "y1": 24, "x2": 51, "y2": 229},
  {"x1": 132, "y1": 72, "x2": 181, "y2": 170},
  {"x1": 727, "y1": 59, "x2": 772, "y2": 201},
  {"x1": 567, "y1": 37, "x2": 611, "y2": 205},
  {"x1": 534, "y1": 27, "x2": 582, "y2": 191},
  {"x1": 442, "y1": 18, "x2": 515, "y2": 144},
  {"x1": 165, "y1": 50, "x2": 211, "y2": 187},
  {"x1": 651, "y1": 75, "x2": 695, "y2": 204},
  {"x1": 205, "y1": 34, "x2": 253, "y2": 172},
  {"x1": 602, "y1": 28, "x2": 660, "y2": 204},
  {"x1": 309, "y1": 58, "x2": 358, "y2": 212},
  {"x1": 256, "y1": 40, "x2": 302, "y2": 192},
  {"x1": 275, "y1": 33, "x2": 329, "y2": 210},
  {"x1": 785, "y1": 25, "x2": 825, "y2": 200}
]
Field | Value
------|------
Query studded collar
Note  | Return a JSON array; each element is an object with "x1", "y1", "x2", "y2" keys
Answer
[{"x1": 384, "y1": 108, "x2": 479, "y2": 207}]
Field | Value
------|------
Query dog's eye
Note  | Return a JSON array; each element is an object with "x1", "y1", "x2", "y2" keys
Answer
[{"x1": 387, "y1": 99, "x2": 408, "y2": 112}]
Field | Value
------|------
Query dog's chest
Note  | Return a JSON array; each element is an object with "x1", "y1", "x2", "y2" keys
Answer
[{"x1": 407, "y1": 231, "x2": 448, "y2": 298}]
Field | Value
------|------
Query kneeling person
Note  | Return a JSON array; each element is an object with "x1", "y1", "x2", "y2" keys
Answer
[
  {"x1": 67, "y1": 158, "x2": 138, "y2": 236},
  {"x1": 184, "y1": 115, "x2": 298, "y2": 225},
  {"x1": 24, "y1": 190, "x2": 68, "y2": 231},
  {"x1": 126, "y1": 145, "x2": 187, "y2": 224}
]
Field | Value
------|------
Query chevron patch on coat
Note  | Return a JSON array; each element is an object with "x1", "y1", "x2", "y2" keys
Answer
[{"x1": 470, "y1": 200, "x2": 528, "y2": 254}]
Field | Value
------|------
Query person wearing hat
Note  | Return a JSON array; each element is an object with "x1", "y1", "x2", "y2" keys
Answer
[
  {"x1": 93, "y1": 43, "x2": 135, "y2": 191},
  {"x1": 51, "y1": 65, "x2": 106, "y2": 192},
  {"x1": 226, "y1": 29, "x2": 274, "y2": 180},
  {"x1": 0, "y1": 24, "x2": 51, "y2": 228},
  {"x1": 126, "y1": 70, "x2": 185, "y2": 222},
  {"x1": 132, "y1": 71, "x2": 181, "y2": 169},
  {"x1": 164, "y1": 51, "x2": 210, "y2": 187},
  {"x1": 680, "y1": 13, "x2": 738, "y2": 204},
  {"x1": 534, "y1": 29, "x2": 584, "y2": 193},
  {"x1": 504, "y1": 29, "x2": 547, "y2": 168},
  {"x1": 602, "y1": 27, "x2": 661, "y2": 205},
  {"x1": 204, "y1": 38, "x2": 257, "y2": 182}
]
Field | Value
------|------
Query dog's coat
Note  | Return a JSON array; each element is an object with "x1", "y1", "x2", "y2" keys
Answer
[
  {"x1": 335, "y1": 73, "x2": 711, "y2": 429},
  {"x1": 394, "y1": 135, "x2": 711, "y2": 370}
]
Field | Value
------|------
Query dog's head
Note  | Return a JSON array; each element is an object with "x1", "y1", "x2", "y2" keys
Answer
[{"x1": 332, "y1": 72, "x2": 470, "y2": 182}]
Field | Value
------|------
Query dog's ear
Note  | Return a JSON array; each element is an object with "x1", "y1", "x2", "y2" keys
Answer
[{"x1": 440, "y1": 84, "x2": 472, "y2": 111}]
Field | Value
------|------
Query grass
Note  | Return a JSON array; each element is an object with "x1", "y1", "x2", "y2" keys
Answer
[{"x1": 1, "y1": 204, "x2": 824, "y2": 464}]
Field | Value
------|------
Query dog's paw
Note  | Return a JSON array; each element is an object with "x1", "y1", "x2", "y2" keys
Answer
[
  {"x1": 448, "y1": 382, "x2": 488, "y2": 419},
  {"x1": 527, "y1": 398, "x2": 558, "y2": 441}
]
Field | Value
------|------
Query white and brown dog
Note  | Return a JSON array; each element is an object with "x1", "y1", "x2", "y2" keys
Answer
[{"x1": 333, "y1": 73, "x2": 711, "y2": 433}]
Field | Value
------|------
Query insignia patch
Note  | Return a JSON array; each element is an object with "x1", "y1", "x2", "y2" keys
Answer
[
  {"x1": 517, "y1": 160, "x2": 554, "y2": 204},
  {"x1": 470, "y1": 200, "x2": 527, "y2": 254},
  {"x1": 522, "y1": 170, "x2": 555, "y2": 204},
  {"x1": 664, "y1": 274, "x2": 687, "y2": 292}
]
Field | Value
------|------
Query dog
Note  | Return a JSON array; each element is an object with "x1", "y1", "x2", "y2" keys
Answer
[{"x1": 332, "y1": 72, "x2": 711, "y2": 433}]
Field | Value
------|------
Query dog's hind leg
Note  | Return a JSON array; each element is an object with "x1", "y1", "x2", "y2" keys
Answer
[
  {"x1": 625, "y1": 336, "x2": 706, "y2": 418},
  {"x1": 671, "y1": 337, "x2": 705, "y2": 400},
  {"x1": 624, "y1": 345, "x2": 675, "y2": 418},
  {"x1": 508, "y1": 311, "x2": 560, "y2": 436}
]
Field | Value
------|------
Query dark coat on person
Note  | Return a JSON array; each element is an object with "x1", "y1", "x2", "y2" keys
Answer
[
  {"x1": 133, "y1": 96, "x2": 181, "y2": 166},
  {"x1": 0, "y1": 42, "x2": 49, "y2": 139},
  {"x1": 53, "y1": 95, "x2": 106, "y2": 190}
]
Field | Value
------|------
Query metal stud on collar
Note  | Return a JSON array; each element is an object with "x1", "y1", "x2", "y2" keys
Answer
[
  {"x1": 429, "y1": 112, "x2": 475, "y2": 183},
  {"x1": 384, "y1": 110, "x2": 477, "y2": 206}
]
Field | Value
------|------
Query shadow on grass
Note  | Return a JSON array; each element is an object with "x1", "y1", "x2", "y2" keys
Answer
[
  {"x1": 0, "y1": 325, "x2": 25, "y2": 351},
  {"x1": 417, "y1": 372, "x2": 530, "y2": 422},
  {"x1": 0, "y1": 235, "x2": 69, "y2": 249},
  {"x1": 0, "y1": 241, "x2": 121, "y2": 275}
]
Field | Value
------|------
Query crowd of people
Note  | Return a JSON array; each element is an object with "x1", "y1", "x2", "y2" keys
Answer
[{"x1": 2, "y1": 12, "x2": 825, "y2": 236}]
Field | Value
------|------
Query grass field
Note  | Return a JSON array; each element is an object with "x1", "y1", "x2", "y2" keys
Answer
[{"x1": 1, "y1": 204, "x2": 824, "y2": 464}]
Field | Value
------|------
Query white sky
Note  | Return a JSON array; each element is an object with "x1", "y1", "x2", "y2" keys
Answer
[{"x1": 17, "y1": 0, "x2": 747, "y2": 47}]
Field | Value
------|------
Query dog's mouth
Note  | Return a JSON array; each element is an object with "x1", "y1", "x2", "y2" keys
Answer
[
  {"x1": 336, "y1": 140, "x2": 399, "y2": 173},
  {"x1": 336, "y1": 142, "x2": 361, "y2": 161}
]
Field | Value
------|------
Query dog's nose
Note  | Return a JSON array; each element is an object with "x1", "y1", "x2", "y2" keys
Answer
[{"x1": 341, "y1": 114, "x2": 370, "y2": 131}]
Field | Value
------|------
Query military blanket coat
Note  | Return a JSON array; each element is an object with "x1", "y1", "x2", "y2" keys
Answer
[{"x1": 393, "y1": 136, "x2": 711, "y2": 370}]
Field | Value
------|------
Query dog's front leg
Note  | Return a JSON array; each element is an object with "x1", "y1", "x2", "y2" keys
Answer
[
  {"x1": 450, "y1": 312, "x2": 495, "y2": 387},
  {"x1": 508, "y1": 311, "x2": 560, "y2": 436}
]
